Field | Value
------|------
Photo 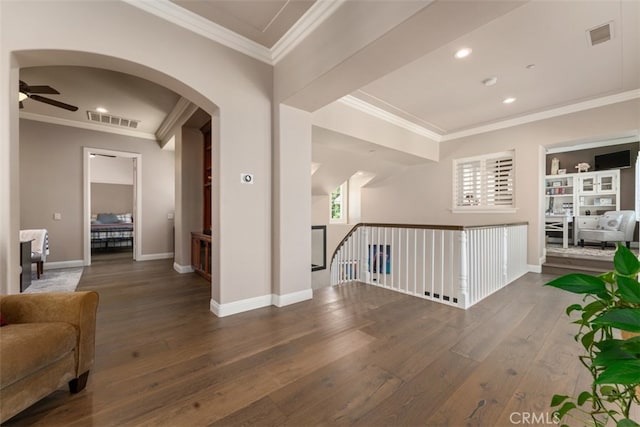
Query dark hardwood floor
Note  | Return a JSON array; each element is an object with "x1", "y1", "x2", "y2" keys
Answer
[{"x1": 6, "y1": 258, "x2": 632, "y2": 426}]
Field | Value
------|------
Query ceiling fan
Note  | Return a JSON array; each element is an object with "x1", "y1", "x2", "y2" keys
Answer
[{"x1": 19, "y1": 80, "x2": 78, "y2": 112}]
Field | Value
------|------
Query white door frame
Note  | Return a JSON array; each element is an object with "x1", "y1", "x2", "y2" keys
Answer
[{"x1": 83, "y1": 147, "x2": 142, "y2": 265}]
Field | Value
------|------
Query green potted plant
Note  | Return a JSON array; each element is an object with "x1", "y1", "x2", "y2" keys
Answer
[{"x1": 545, "y1": 243, "x2": 640, "y2": 427}]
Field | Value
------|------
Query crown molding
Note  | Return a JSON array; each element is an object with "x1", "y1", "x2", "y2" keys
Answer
[
  {"x1": 121, "y1": 0, "x2": 273, "y2": 64},
  {"x1": 339, "y1": 90, "x2": 640, "y2": 143},
  {"x1": 442, "y1": 89, "x2": 640, "y2": 142},
  {"x1": 271, "y1": 0, "x2": 347, "y2": 63},
  {"x1": 20, "y1": 112, "x2": 158, "y2": 141},
  {"x1": 546, "y1": 133, "x2": 639, "y2": 154},
  {"x1": 339, "y1": 95, "x2": 442, "y2": 141},
  {"x1": 122, "y1": 0, "x2": 345, "y2": 65},
  {"x1": 156, "y1": 97, "x2": 196, "y2": 142}
]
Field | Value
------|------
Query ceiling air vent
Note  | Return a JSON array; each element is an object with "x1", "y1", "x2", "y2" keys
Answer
[
  {"x1": 87, "y1": 111, "x2": 140, "y2": 129},
  {"x1": 587, "y1": 22, "x2": 613, "y2": 46}
]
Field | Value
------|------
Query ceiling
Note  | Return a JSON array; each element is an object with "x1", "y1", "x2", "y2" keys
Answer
[
  {"x1": 352, "y1": 0, "x2": 639, "y2": 135},
  {"x1": 169, "y1": 0, "x2": 315, "y2": 48},
  {"x1": 17, "y1": 0, "x2": 639, "y2": 166},
  {"x1": 20, "y1": 66, "x2": 180, "y2": 138}
]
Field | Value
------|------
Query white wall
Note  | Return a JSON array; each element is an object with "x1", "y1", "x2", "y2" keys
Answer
[
  {"x1": 90, "y1": 156, "x2": 134, "y2": 185},
  {"x1": 360, "y1": 99, "x2": 640, "y2": 267}
]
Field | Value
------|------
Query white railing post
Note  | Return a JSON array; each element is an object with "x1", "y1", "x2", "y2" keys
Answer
[
  {"x1": 502, "y1": 226, "x2": 508, "y2": 286},
  {"x1": 458, "y1": 230, "x2": 469, "y2": 308}
]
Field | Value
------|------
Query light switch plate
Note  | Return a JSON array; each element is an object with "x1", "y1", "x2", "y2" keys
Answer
[{"x1": 53, "y1": 213, "x2": 62, "y2": 220}]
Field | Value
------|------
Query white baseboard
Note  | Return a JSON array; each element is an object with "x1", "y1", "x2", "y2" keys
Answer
[
  {"x1": 211, "y1": 294, "x2": 272, "y2": 317},
  {"x1": 173, "y1": 263, "x2": 194, "y2": 274},
  {"x1": 137, "y1": 252, "x2": 174, "y2": 261},
  {"x1": 211, "y1": 289, "x2": 314, "y2": 317},
  {"x1": 272, "y1": 289, "x2": 313, "y2": 307},
  {"x1": 528, "y1": 264, "x2": 542, "y2": 273},
  {"x1": 45, "y1": 260, "x2": 84, "y2": 270}
]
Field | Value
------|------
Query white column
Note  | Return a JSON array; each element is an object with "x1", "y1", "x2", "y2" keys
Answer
[{"x1": 272, "y1": 104, "x2": 313, "y2": 306}]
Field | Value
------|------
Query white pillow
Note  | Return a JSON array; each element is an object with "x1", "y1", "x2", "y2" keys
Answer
[{"x1": 596, "y1": 213, "x2": 622, "y2": 231}]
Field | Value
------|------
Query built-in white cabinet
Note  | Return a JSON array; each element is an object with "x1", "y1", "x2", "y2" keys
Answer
[
  {"x1": 544, "y1": 170, "x2": 620, "y2": 245},
  {"x1": 544, "y1": 175, "x2": 575, "y2": 215},
  {"x1": 575, "y1": 170, "x2": 619, "y2": 216}
]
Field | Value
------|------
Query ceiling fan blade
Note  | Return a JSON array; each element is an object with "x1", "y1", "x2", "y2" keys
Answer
[
  {"x1": 30, "y1": 94, "x2": 78, "y2": 112},
  {"x1": 19, "y1": 80, "x2": 60, "y2": 95},
  {"x1": 25, "y1": 85, "x2": 60, "y2": 95}
]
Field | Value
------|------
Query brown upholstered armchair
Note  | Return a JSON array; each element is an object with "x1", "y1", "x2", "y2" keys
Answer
[{"x1": 0, "y1": 291, "x2": 99, "y2": 423}]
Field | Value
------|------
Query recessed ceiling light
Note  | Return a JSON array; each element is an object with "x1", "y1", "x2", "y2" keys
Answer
[
  {"x1": 454, "y1": 48, "x2": 472, "y2": 59},
  {"x1": 96, "y1": 107, "x2": 108, "y2": 113},
  {"x1": 503, "y1": 97, "x2": 516, "y2": 104}
]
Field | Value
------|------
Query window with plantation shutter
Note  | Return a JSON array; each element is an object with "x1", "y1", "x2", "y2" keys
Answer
[{"x1": 453, "y1": 151, "x2": 515, "y2": 212}]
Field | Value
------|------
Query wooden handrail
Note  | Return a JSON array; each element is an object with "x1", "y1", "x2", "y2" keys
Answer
[{"x1": 330, "y1": 222, "x2": 528, "y2": 268}]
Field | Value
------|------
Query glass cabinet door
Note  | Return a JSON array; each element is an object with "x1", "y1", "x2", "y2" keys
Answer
[
  {"x1": 579, "y1": 176, "x2": 596, "y2": 193},
  {"x1": 598, "y1": 174, "x2": 616, "y2": 192}
]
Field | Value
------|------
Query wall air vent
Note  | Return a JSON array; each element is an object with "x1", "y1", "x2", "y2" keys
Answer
[
  {"x1": 587, "y1": 22, "x2": 613, "y2": 46},
  {"x1": 87, "y1": 111, "x2": 140, "y2": 129}
]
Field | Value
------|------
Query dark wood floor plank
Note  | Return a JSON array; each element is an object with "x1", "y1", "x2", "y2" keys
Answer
[
  {"x1": 425, "y1": 275, "x2": 578, "y2": 426},
  {"x1": 4, "y1": 259, "x2": 617, "y2": 427},
  {"x1": 353, "y1": 351, "x2": 479, "y2": 427}
]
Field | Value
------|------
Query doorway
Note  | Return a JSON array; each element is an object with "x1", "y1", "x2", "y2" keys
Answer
[{"x1": 83, "y1": 147, "x2": 142, "y2": 266}]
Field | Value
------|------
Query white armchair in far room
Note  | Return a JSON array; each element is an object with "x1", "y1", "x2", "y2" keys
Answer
[{"x1": 578, "y1": 211, "x2": 636, "y2": 250}]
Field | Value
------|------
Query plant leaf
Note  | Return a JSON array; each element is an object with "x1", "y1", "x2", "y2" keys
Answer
[
  {"x1": 577, "y1": 391, "x2": 591, "y2": 406},
  {"x1": 582, "y1": 300, "x2": 607, "y2": 322},
  {"x1": 545, "y1": 274, "x2": 607, "y2": 295},
  {"x1": 593, "y1": 338, "x2": 640, "y2": 365},
  {"x1": 617, "y1": 276, "x2": 640, "y2": 304},
  {"x1": 618, "y1": 419, "x2": 640, "y2": 427},
  {"x1": 600, "y1": 385, "x2": 615, "y2": 396},
  {"x1": 594, "y1": 359, "x2": 640, "y2": 385},
  {"x1": 592, "y1": 308, "x2": 640, "y2": 332},
  {"x1": 556, "y1": 401, "x2": 576, "y2": 419},
  {"x1": 614, "y1": 243, "x2": 640, "y2": 276},
  {"x1": 550, "y1": 394, "x2": 569, "y2": 407},
  {"x1": 581, "y1": 330, "x2": 596, "y2": 349},
  {"x1": 566, "y1": 303, "x2": 582, "y2": 316}
]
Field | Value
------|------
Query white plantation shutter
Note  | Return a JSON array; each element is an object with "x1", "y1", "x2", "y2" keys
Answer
[
  {"x1": 454, "y1": 151, "x2": 515, "y2": 210},
  {"x1": 455, "y1": 160, "x2": 482, "y2": 206},
  {"x1": 485, "y1": 155, "x2": 514, "y2": 206}
]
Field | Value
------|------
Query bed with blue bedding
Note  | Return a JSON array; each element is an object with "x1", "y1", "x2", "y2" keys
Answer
[{"x1": 91, "y1": 213, "x2": 133, "y2": 251}]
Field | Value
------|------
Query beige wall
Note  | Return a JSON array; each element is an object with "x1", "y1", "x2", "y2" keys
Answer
[
  {"x1": 19, "y1": 119, "x2": 175, "y2": 262},
  {"x1": 360, "y1": 99, "x2": 640, "y2": 266},
  {"x1": 91, "y1": 183, "x2": 134, "y2": 216},
  {"x1": 1, "y1": 0, "x2": 274, "y2": 301}
]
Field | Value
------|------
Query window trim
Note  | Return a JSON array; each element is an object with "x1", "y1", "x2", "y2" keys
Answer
[
  {"x1": 452, "y1": 150, "x2": 516, "y2": 214},
  {"x1": 330, "y1": 181, "x2": 348, "y2": 224}
]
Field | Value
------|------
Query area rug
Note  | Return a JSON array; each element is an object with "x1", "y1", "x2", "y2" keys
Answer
[
  {"x1": 546, "y1": 244, "x2": 639, "y2": 260},
  {"x1": 24, "y1": 267, "x2": 83, "y2": 293}
]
